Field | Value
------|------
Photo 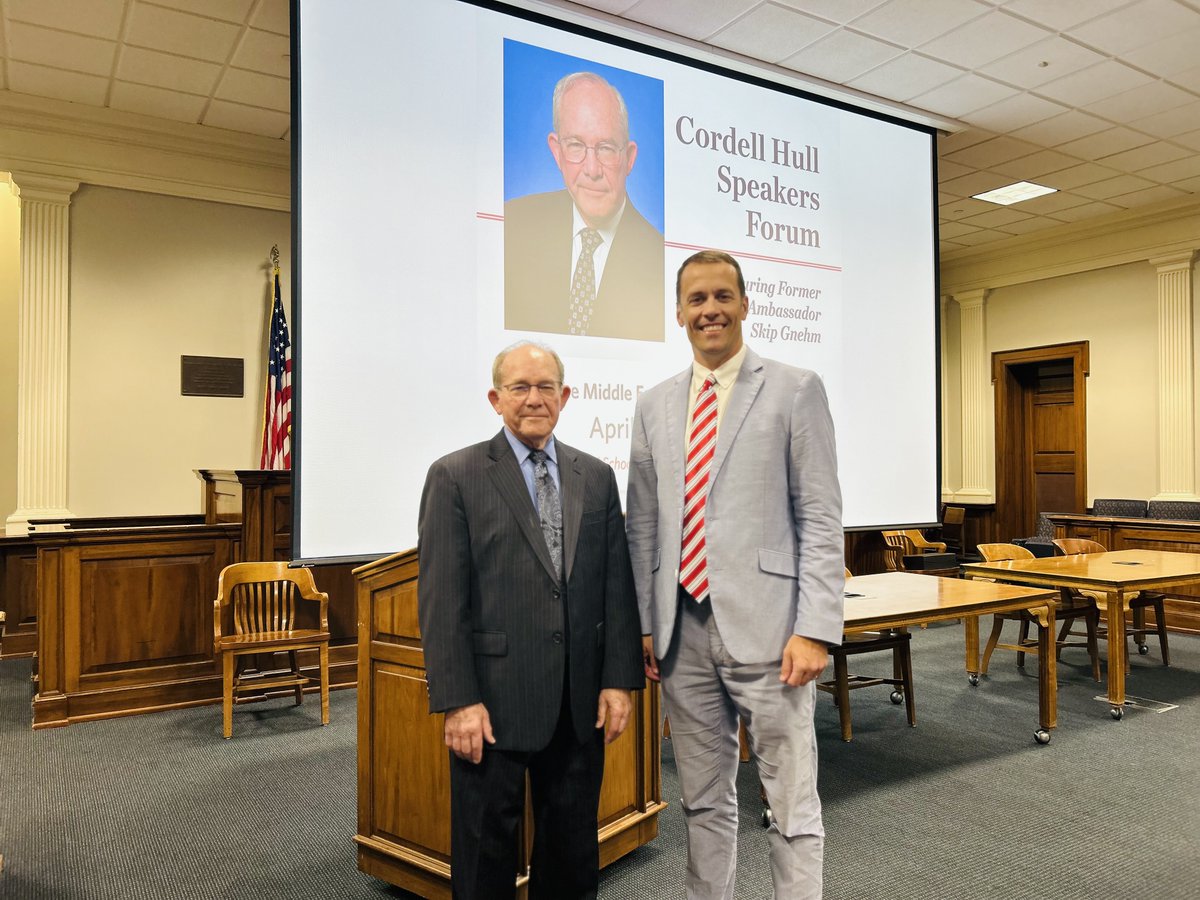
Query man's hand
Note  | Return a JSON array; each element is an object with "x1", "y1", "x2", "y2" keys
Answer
[
  {"x1": 595, "y1": 688, "x2": 633, "y2": 744},
  {"x1": 641, "y1": 635, "x2": 660, "y2": 682},
  {"x1": 779, "y1": 635, "x2": 829, "y2": 687},
  {"x1": 444, "y1": 702, "x2": 495, "y2": 764}
]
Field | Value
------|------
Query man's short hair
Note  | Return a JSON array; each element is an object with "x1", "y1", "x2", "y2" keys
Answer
[
  {"x1": 552, "y1": 72, "x2": 630, "y2": 145},
  {"x1": 492, "y1": 341, "x2": 566, "y2": 389},
  {"x1": 675, "y1": 250, "x2": 747, "y2": 304}
]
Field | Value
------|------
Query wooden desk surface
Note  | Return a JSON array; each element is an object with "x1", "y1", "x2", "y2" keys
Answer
[
  {"x1": 844, "y1": 571, "x2": 1054, "y2": 632},
  {"x1": 961, "y1": 549, "x2": 1200, "y2": 591}
]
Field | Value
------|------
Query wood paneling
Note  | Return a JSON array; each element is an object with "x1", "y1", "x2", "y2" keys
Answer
[
  {"x1": 1047, "y1": 514, "x2": 1200, "y2": 633},
  {"x1": 354, "y1": 550, "x2": 664, "y2": 898},
  {"x1": 1, "y1": 536, "x2": 38, "y2": 657}
]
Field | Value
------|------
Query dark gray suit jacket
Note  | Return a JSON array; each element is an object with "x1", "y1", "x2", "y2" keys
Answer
[
  {"x1": 418, "y1": 430, "x2": 644, "y2": 751},
  {"x1": 504, "y1": 190, "x2": 665, "y2": 342}
]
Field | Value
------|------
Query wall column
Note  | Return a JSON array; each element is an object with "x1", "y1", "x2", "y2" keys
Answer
[
  {"x1": 955, "y1": 289, "x2": 993, "y2": 503},
  {"x1": 5, "y1": 174, "x2": 80, "y2": 535},
  {"x1": 1150, "y1": 251, "x2": 1198, "y2": 501}
]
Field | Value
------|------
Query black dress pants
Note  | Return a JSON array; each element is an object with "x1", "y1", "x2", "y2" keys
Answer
[{"x1": 449, "y1": 694, "x2": 605, "y2": 900}]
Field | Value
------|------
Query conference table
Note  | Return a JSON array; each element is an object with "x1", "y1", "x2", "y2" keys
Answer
[
  {"x1": 960, "y1": 549, "x2": 1200, "y2": 720},
  {"x1": 844, "y1": 572, "x2": 1058, "y2": 743}
]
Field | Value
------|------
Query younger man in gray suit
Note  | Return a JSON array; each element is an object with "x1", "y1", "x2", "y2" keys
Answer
[
  {"x1": 626, "y1": 251, "x2": 844, "y2": 899},
  {"x1": 418, "y1": 341, "x2": 643, "y2": 899}
]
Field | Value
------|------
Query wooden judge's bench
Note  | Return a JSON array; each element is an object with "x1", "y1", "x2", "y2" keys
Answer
[{"x1": 353, "y1": 550, "x2": 666, "y2": 898}]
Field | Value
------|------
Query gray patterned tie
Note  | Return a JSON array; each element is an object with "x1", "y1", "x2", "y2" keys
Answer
[
  {"x1": 529, "y1": 449, "x2": 563, "y2": 581},
  {"x1": 568, "y1": 228, "x2": 603, "y2": 336}
]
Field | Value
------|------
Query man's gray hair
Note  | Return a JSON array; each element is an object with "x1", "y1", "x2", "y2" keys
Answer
[
  {"x1": 492, "y1": 341, "x2": 566, "y2": 389},
  {"x1": 551, "y1": 71, "x2": 630, "y2": 145}
]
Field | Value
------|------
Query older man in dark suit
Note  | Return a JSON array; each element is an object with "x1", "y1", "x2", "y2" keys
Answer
[{"x1": 418, "y1": 340, "x2": 643, "y2": 900}]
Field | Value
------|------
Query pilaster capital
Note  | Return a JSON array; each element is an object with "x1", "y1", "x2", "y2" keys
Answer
[
  {"x1": 953, "y1": 288, "x2": 989, "y2": 310},
  {"x1": 9, "y1": 173, "x2": 81, "y2": 206},
  {"x1": 1148, "y1": 249, "x2": 1196, "y2": 273}
]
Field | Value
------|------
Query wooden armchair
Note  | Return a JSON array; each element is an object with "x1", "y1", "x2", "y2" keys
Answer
[
  {"x1": 902, "y1": 529, "x2": 946, "y2": 554},
  {"x1": 816, "y1": 568, "x2": 915, "y2": 741},
  {"x1": 213, "y1": 561, "x2": 331, "y2": 738},
  {"x1": 1052, "y1": 538, "x2": 1169, "y2": 666},
  {"x1": 881, "y1": 531, "x2": 913, "y2": 571},
  {"x1": 976, "y1": 543, "x2": 1100, "y2": 680}
]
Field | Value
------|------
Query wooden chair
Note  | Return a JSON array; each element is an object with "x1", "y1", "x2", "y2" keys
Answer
[
  {"x1": 940, "y1": 505, "x2": 967, "y2": 555},
  {"x1": 816, "y1": 567, "x2": 915, "y2": 741},
  {"x1": 881, "y1": 531, "x2": 912, "y2": 571},
  {"x1": 977, "y1": 543, "x2": 1100, "y2": 680},
  {"x1": 902, "y1": 529, "x2": 946, "y2": 554},
  {"x1": 1052, "y1": 538, "x2": 1169, "y2": 666},
  {"x1": 213, "y1": 561, "x2": 331, "y2": 739}
]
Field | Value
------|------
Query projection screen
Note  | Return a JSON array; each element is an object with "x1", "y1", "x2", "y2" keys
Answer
[{"x1": 294, "y1": 0, "x2": 940, "y2": 563}]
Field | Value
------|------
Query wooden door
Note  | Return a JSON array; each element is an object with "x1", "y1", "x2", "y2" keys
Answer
[{"x1": 993, "y1": 343, "x2": 1088, "y2": 543}]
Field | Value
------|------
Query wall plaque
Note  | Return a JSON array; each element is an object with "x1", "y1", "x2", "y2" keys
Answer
[{"x1": 181, "y1": 355, "x2": 244, "y2": 397}]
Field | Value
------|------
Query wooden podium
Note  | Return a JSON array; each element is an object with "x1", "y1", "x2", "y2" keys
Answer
[{"x1": 353, "y1": 550, "x2": 665, "y2": 898}]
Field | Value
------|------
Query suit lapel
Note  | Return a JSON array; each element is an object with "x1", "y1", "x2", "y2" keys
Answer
[
  {"x1": 485, "y1": 431, "x2": 559, "y2": 582},
  {"x1": 558, "y1": 443, "x2": 585, "y2": 582},
  {"x1": 665, "y1": 368, "x2": 692, "y2": 497},
  {"x1": 712, "y1": 349, "x2": 764, "y2": 483}
]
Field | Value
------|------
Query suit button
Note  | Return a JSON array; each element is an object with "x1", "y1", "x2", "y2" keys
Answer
[
  {"x1": 552, "y1": 632, "x2": 563, "y2": 644},
  {"x1": 552, "y1": 589, "x2": 561, "y2": 600}
]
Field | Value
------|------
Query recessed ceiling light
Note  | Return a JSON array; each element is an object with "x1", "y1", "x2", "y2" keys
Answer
[{"x1": 972, "y1": 181, "x2": 1057, "y2": 206}]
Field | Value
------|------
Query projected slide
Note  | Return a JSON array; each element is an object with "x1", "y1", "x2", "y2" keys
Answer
[{"x1": 296, "y1": 0, "x2": 938, "y2": 561}]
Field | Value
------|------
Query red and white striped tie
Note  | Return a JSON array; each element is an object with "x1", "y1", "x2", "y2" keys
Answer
[{"x1": 680, "y1": 375, "x2": 718, "y2": 601}]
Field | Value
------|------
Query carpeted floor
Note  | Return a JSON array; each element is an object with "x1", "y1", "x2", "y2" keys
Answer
[{"x1": 1, "y1": 623, "x2": 1198, "y2": 899}]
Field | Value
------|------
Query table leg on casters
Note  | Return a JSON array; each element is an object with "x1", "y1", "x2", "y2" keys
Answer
[
  {"x1": 1107, "y1": 590, "x2": 1127, "y2": 720},
  {"x1": 1034, "y1": 603, "x2": 1056, "y2": 744},
  {"x1": 964, "y1": 614, "x2": 980, "y2": 686}
]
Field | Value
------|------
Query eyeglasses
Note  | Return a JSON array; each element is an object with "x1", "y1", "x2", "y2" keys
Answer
[
  {"x1": 557, "y1": 138, "x2": 625, "y2": 166},
  {"x1": 501, "y1": 382, "x2": 562, "y2": 399}
]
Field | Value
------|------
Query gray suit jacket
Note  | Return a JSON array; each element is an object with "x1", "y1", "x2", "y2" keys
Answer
[
  {"x1": 626, "y1": 348, "x2": 844, "y2": 664},
  {"x1": 504, "y1": 190, "x2": 665, "y2": 342},
  {"x1": 418, "y1": 430, "x2": 644, "y2": 751}
]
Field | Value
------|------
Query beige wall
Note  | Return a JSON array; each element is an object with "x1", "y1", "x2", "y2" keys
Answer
[
  {"x1": 0, "y1": 179, "x2": 18, "y2": 522},
  {"x1": 68, "y1": 185, "x2": 290, "y2": 516}
]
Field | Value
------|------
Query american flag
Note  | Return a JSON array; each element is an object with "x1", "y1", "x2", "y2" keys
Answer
[{"x1": 259, "y1": 267, "x2": 292, "y2": 469}]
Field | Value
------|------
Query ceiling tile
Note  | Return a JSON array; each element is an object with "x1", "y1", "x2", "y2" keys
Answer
[
  {"x1": 1169, "y1": 63, "x2": 1200, "y2": 92},
  {"x1": 938, "y1": 220, "x2": 984, "y2": 238},
  {"x1": 961, "y1": 92, "x2": 1068, "y2": 132},
  {"x1": 6, "y1": 22, "x2": 116, "y2": 77},
  {"x1": 148, "y1": 0, "x2": 254, "y2": 24},
  {"x1": 1128, "y1": 102, "x2": 1200, "y2": 140},
  {"x1": 1107, "y1": 183, "x2": 1188, "y2": 208},
  {"x1": 1098, "y1": 141, "x2": 1191, "y2": 172},
  {"x1": 1136, "y1": 154, "x2": 1200, "y2": 182},
  {"x1": 936, "y1": 160, "x2": 975, "y2": 181},
  {"x1": 908, "y1": 73, "x2": 1017, "y2": 118},
  {"x1": 1172, "y1": 173, "x2": 1200, "y2": 193},
  {"x1": 1047, "y1": 199, "x2": 1123, "y2": 222},
  {"x1": 1034, "y1": 60, "x2": 1154, "y2": 107},
  {"x1": 6, "y1": 59, "x2": 108, "y2": 105},
  {"x1": 978, "y1": 36, "x2": 1108, "y2": 90},
  {"x1": 709, "y1": 4, "x2": 836, "y2": 63},
  {"x1": 216, "y1": 68, "x2": 289, "y2": 112},
  {"x1": 126, "y1": 3, "x2": 241, "y2": 63},
  {"x1": 847, "y1": 52, "x2": 965, "y2": 102},
  {"x1": 1001, "y1": 0, "x2": 1133, "y2": 32},
  {"x1": 939, "y1": 169, "x2": 1014, "y2": 197},
  {"x1": 990, "y1": 148, "x2": 1082, "y2": 179},
  {"x1": 937, "y1": 127, "x2": 998, "y2": 154},
  {"x1": 1071, "y1": 173, "x2": 1157, "y2": 200},
  {"x1": 1055, "y1": 127, "x2": 1154, "y2": 161},
  {"x1": 203, "y1": 99, "x2": 290, "y2": 138},
  {"x1": 851, "y1": 0, "x2": 988, "y2": 48},
  {"x1": 575, "y1": 0, "x2": 644, "y2": 14},
  {"x1": 110, "y1": 80, "x2": 207, "y2": 123},
  {"x1": 959, "y1": 206, "x2": 1034, "y2": 228},
  {"x1": 939, "y1": 197, "x2": 994, "y2": 219},
  {"x1": 117, "y1": 46, "x2": 221, "y2": 95},
  {"x1": 624, "y1": 0, "x2": 758, "y2": 40},
  {"x1": 1042, "y1": 162, "x2": 1122, "y2": 189},
  {"x1": 1172, "y1": 128, "x2": 1200, "y2": 151},
  {"x1": 773, "y1": 0, "x2": 889, "y2": 24},
  {"x1": 996, "y1": 215, "x2": 1062, "y2": 235},
  {"x1": 952, "y1": 228, "x2": 1008, "y2": 246},
  {"x1": 1121, "y1": 25, "x2": 1200, "y2": 77},
  {"x1": 231, "y1": 28, "x2": 289, "y2": 78},
  {"x1": 1008, "y1": 109, "x2": 1111, "y2": 146},
  {"x1": 944, "y1": 135, "x2": 1041, "y2": 167},
  {"x1": 918, "y1": 10, "x2": 1051, "y2": 69},
  {"x1": 1070, "y1": 0, "x2": 1200, "y2": 56},
  {"x1": 1083, "y1": 81, "x2": 1196, "y2": 123},
  {"x1": 781, "y1": 28, "x2": 903, "y2": 83},
  {"x1": 6, "y1": 0, "x2": 125, "y2": 39},
  {"x1": 1012, "y1": 190, "x2": 1092, "y2": 214},
  {"x1": 250, "y1": 0, "x2": 291, "y2": 36}
]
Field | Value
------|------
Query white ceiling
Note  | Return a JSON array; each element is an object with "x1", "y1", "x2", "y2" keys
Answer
[{"x1": 2, "y1": 0, "x2": 1198, "y2": 254}]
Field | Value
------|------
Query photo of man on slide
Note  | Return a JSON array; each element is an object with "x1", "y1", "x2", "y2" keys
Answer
[{"x1": 505, "y1": 70, "x2": 665, "y2": 342}]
